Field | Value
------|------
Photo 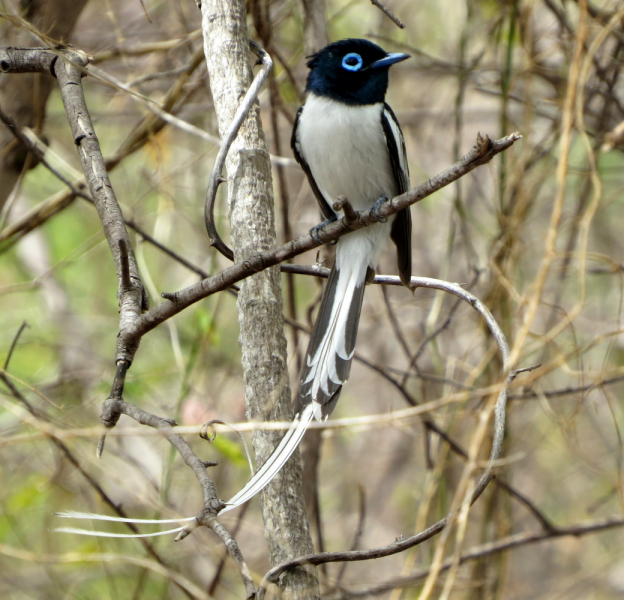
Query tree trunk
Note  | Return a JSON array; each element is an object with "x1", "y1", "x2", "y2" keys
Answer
[{"x1": 201, "y1": 1, "x2": 319, "y2": 598}]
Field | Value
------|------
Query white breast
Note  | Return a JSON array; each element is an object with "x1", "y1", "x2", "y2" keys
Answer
[{"x1": 296, "y1": 94, "x2": 398, "y2": 212}]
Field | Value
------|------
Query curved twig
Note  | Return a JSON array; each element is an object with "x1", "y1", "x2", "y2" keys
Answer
[
  {"x1": 204, "y1": 40, "x2": 273, "y2": 261},
  {"x1": 256, "y1": 277, "x2": 511, "y2": 598},
  {"x1": 200, "y1": 419, "x2": 255, "y2": 476}
]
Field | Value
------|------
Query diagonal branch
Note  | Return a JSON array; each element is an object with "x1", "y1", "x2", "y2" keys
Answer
[
  {"x1": 370, "y1": 0, "x2": 406, "y2": 29},
  {"x1": 119, "y1": 131, "x2": 521, "y2": 352},
  {"x1": 325, "y1": 515, "x2": 624, "y2": 598}
]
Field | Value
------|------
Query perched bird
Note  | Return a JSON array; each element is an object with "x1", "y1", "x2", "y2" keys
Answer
[
  {"x1": 56, "y1": 39, "x2": 412, "y2": 536},
  {"x1": 222, "y1": 38, "x2": 412, "y2": 512}
]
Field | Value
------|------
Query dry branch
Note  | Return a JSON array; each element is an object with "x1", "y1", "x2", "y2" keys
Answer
[
  {"x1": 118, "y1": 131, "x2": 521, "y2": 352},
  {"x1": 0, "y1": 47, "x2": 147, "y2": 363},
  {"x1": 326, "y1": 515, "x2": 624, "y2": 598},
  {"x1": 105, "y1": 400, "x2": 255, "y2": 597},
  {"x1": 370, "y1": 0, "x2": 406, "y2": 29},
  {"x1": 203, "y1": 40, "x2": 273, "y2": 261}
]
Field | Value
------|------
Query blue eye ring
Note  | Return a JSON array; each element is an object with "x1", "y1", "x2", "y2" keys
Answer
[{"x1": 342, "y1": 53, "x2": 363, "y2": 72}]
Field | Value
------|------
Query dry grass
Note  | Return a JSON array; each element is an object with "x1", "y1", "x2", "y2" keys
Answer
[{"x1": 2, "y1": 0, "x2": 624, "y2": 598}]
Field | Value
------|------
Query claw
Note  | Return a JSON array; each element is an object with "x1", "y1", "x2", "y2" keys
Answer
[
  {"x1": 372, "y1": 197, "x2": 388, "y2": 223},
  {"x1": 310, "y1": 215, "x2": 338, "y2": 244}
]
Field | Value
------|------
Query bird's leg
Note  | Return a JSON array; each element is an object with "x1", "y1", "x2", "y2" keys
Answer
[
  {"x1": 372, "y1": 196, "x2": 389, "y2": 223},
  {"x1": 310, "y1": 213, "x2": 338, "y2": 244}
]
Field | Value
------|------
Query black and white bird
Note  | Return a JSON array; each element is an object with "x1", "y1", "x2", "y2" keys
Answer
[
  {"x1": 56, "y1": 39, "x2": 412, "y2": 535},
  {"x1": 221, "y1": 39, "x2": 412, "y2": 512}
]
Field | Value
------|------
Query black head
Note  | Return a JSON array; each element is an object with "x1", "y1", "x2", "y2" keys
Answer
[{"x1": 305, "y1": 39, "x2": 410, "y2": 105}]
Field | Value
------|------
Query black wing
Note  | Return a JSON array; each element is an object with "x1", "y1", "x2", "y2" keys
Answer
[
  {"x1": 291, "y1": 106, "x2": 335, "y2": 221},
  {"x1": 381, "y1": 103, "x2": 412, "y2": 287}
]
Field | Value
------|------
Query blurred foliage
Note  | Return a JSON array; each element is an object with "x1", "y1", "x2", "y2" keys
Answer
[{"x1": 1, "y1": 0, "x2": 624, "y2": 598}]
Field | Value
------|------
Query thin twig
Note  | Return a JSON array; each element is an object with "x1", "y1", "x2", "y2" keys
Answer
[
  {"x1": 91, "y1": 31, "x2": 202, "y2": 62},
  {"x1": 401, "y1": 269, "x2": 482, "y2": 387},
  {"x1": 493, "y1": 478, "x2": 557, "y2": 533},
  {"x1": 0, "y1": 104, "x2": 92, "y2": 203},
  {"x1": 207, "y1": 502, "x2": 250, "y2": 596},
  {"x1": 370, "y1": 0, "x2": 406, "y2": 29},
  {"x1": 204, "y1": 41, "x2": 273, "y2": 261},
  {"x1": 3, "y1": 321, "x2": 29, "y2": 370},
  {"x1": 334, "y1": 484, "x2": 367, "y2": 587},
  {"x1": 86, "y1": 61, "x2": 296, "y2": 168},
  {"x1": 381, "y1": 284, "x2": 412, "y2": 361},
  {"x1": 326, "y1": 516, "x2": 624, "y2": 598}
]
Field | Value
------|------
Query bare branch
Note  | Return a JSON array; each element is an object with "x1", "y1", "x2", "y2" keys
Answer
[
  {"x1": 3, "y1": 321, "x2": 28, "y2": 370},
  {"x1": 119, "y1": 132, "x2": 522, "y2": 350},
  {"x1": 327, "y1": 516, "x2": 624, "y2": 598},
  {"x1": 204, "y1": 41, "x2": 273, "y2": 261},
  {"x1": 50, "y1": 50, "x2": 147, "y2": 364},
  {"x1": 370, "y1": 0, "x2": 406, "y2": 29},
  {"x1": 100, "y1": 399, "x2": 253, "y2": 596},
  {"x1": 261, "y1": 514, "x2": 624, "y2": 599}
]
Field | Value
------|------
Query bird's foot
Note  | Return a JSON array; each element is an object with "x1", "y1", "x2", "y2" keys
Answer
[
  {"x1": 372, "y1": 197, "x2": 388, "y2": 223},
  {"x1": 310, "y1": 215, "x2": 338, "y2": 244}
]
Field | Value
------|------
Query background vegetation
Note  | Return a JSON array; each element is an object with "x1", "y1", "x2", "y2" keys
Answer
[{"x1": 1, "y1": 0, "x2": 624, "y2": 598}]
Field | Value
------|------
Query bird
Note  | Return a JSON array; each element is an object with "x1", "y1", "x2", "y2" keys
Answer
[
  {"x1": 55, "y1": 39, "x2": 412, "y2": 536},
  {"x1": 220, "y1": 38, "x2": 412, "y2": 513}
]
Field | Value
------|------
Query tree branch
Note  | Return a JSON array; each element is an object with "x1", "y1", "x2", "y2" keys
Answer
[
  {"x1": 326, "y1": 516, "x2": 624, "y2": 598},
  {"x1": 118, "y1": 132, "x2": 521, "y2": 350},
  {"x1": 370, "y1": 0, "x2": 406, "y2": 29},
  {"x1": 203, "y1": 40, "x2": 273, "y2": 261},
  {"x1": 52, "y1": 50, "x2": 147, "y2": 363}
]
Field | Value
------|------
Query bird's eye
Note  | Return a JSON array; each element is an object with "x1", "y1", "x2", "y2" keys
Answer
[{"x1": 341, "y1": 53, "x2": 363, "y2": 72}]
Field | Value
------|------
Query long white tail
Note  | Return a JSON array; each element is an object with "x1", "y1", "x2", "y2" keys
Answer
[
  {"x1": 54, "y1": 511, "x2": 196, "y2": 538},
  {"x1": 54, "y1": 405, "x2": 316, "y2": 537},
  {"x1": 55, "y1": 236, "x2": 372, "y2": 538},
  {"x1": 220, "y1": 402, "x2": 316, "y2": 513},
  {"x1": 297, "y1": 241, "x2": 368, "y2": 414}
]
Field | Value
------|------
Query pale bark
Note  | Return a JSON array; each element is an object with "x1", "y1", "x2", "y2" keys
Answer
[{"x1": 200, "y1": 1, "x2": 319, "y2": 598}]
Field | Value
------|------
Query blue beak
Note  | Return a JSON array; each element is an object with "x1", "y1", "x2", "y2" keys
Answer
[{"x1": 368, "y1": 52, "x2": 410, "y2": 69}]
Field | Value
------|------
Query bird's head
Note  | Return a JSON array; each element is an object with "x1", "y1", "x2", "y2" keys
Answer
[{"x1": 305, "y1": 39, "x2": 410, "y2": 105}]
